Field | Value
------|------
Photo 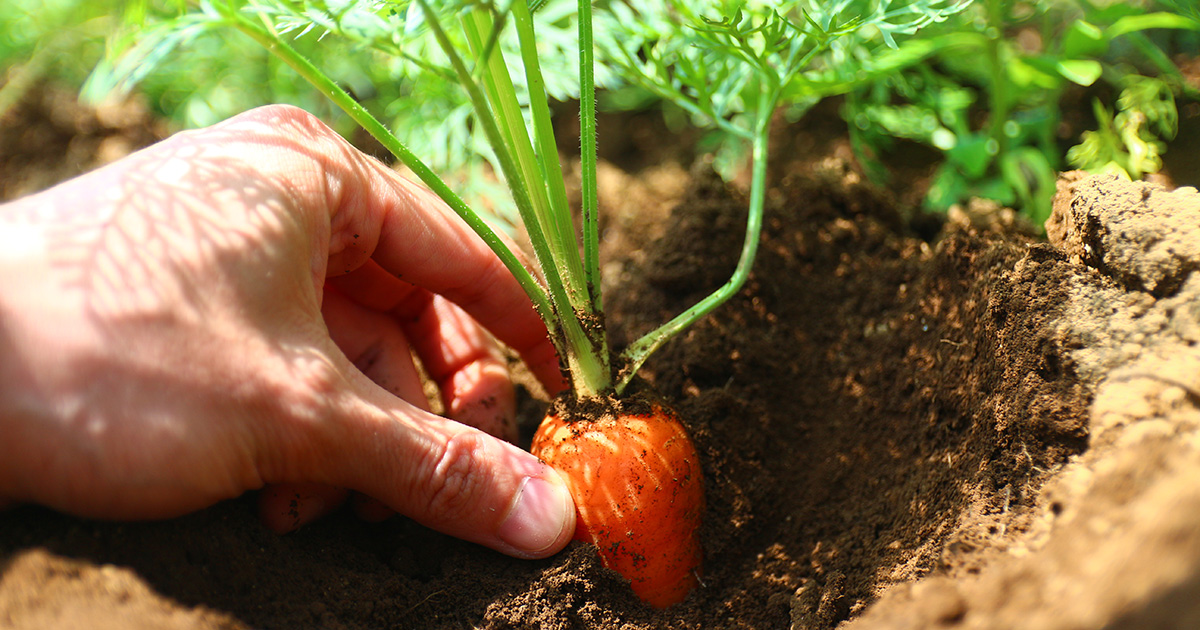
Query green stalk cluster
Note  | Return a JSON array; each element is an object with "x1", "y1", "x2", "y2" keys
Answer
[{"x1": 221, "y1": 0, "x2": 775, "y2": 400}]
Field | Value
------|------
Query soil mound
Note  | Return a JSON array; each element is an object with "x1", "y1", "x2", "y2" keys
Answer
[{"x1": 854, "y1": 172, "x2": 1200, "y2": 629}]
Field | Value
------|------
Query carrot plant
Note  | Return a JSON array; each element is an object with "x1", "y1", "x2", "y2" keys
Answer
[{"x1": 99, "y1": 0, "x2": 967, "y2": 607}]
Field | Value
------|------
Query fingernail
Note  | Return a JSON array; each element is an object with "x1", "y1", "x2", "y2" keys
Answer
[{"x1": 497, "y1": 475, "x2": 574, "y2": 557}]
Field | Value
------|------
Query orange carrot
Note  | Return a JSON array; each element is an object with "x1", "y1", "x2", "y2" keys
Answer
[{"x1": 530, "y1": 400, "x2": 704, "y2": 608}]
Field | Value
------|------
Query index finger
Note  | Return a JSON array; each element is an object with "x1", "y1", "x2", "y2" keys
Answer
[
  {"x1": 327, "y1": 259, "x2": 566, "y2": 395},
  {"x1": 215, "y1": 106, "x2": 566, "y2": 393},
  {"x1": 345, "y1": 177, "x2": 560, "y2": 381}
]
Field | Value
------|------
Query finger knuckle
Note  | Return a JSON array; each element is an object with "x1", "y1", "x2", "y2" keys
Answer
[
  {"x1": 424, "y1": 431, "x2": 492, "y2": 522},
  {"x1": 249, "y1": 104, "x2": 328, "y2": 134}
]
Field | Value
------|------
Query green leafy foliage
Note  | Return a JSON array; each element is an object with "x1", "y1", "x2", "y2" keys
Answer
[
  {"x1": 595, "y1": 0, "x2": 970, "y2": 179},
  {"x1": 1068, "y1": 75, "x2": 1178, "y2": 178},
  {"x1": 843, "y1": 0, "x2": 1200, "y2": 224},
  {"x1": 86, "y1": 0, "x2": 974, "y2": 215}
]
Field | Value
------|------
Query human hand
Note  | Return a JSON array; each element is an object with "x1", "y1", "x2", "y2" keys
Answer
[{"x1": 0, "y1": 105, "x2": 574, "y2": 559}]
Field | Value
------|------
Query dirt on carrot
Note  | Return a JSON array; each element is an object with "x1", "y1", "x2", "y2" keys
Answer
[{"x1": 532, "y1": 395, "x2": 704, "y2": 609}]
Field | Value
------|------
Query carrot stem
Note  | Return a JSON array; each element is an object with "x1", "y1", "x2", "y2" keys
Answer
[
  {"x1": 577, "y1": 0, "x2": 602, "y2": 315},
  {"x1": 616, "y1": 85, "x2": 774, "y2": 393}
]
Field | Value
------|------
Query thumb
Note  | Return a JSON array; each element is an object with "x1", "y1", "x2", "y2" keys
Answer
[{"x1": 306, "y1": 374, "x2": 576, "y2": 559}]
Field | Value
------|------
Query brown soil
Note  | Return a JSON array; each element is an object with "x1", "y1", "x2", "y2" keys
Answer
[
  {"x1": 0, "y1": 83, "x2": 166, "y2": 200},
  {"x1": 4, "y1": 88, "x2": 1200, "y2": 629}
]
